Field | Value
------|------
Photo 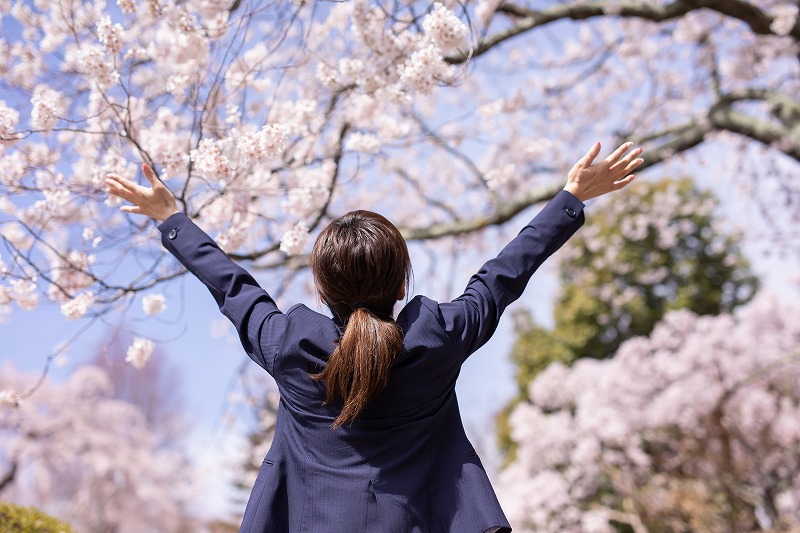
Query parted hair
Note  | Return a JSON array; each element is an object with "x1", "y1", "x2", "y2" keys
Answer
[{"x1": 309, "y1": 210, "x2": 412, "y2": 429}]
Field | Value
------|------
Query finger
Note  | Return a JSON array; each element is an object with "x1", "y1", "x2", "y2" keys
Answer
[
  {"x1": 120, "y1": 205, "x2": 143, "y2": 214},
  {"x1": 105, "y1": 174, "x2": 139, "y2": 194},
  {"x1": 609, "y1": 147, "x2": 642, "y2": 172},
  {"x1": 104, "y1": 180, "x2": 132, "y2": 200},
  {"x1": 579, "y1": 142, "x2": 602, "y2": 169},
  {"x1": 619, "y1": 157, "x2": 644, "y2": 175},
  {"x1": 605, "y1": 141, "x2": 633, "y2": 164},
  {"x1": 142, "y1": 164, "x2": 160, "y2": 187},
  {"x1": 611, "y1": 174, "x2": 636, "y2": 191},
  {"x1": 105, "y1": 183, "x2": 144, "y2": 208}
]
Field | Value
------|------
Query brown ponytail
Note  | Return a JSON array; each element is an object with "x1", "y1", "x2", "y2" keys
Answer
[{"x1": 309, "y1": 210, "x2": 411, "y2": 429}]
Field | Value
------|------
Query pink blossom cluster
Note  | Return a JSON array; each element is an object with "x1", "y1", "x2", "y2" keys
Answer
[
  {"x1": 499, "y1": 295, "x2": 800, "y2": 531},
  {"x1": 422, "y1": 2, "x2": 468, "y2": 52},
  {"x1": 236, "y1": 123, "x2": 289, "y2": 163},
  {"x1": 397, "y1": 45, "x2": 454, "y2": 94},
  {"x1": 60, "y1": 291, "x2": 95, "y2": 320},
  {"x1": 279, "y1": 221, "x2": 309, "y2": 256},
  {"x1": 0, "y1": 100, "x2": 19, "y2": 138},
  {"x1": 47, "y1": 251, "x2": 96, "y2": 303},
  {"x1": 281, "y1": 161, "x2": 335, "y2": 219},
  {"x1": 29, "y1": 87, "x2": 62, "y2": 130},
  {"x1": 189, "y1": 138, "x2": 233, "y2": 181},
  {"x1": 96, "y1": 15, "x2": 125, "y2": 54}
]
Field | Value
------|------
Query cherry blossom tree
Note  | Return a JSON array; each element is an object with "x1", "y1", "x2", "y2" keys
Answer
[
  {"x1": 497, "y1": 177, "x2": 759, "y2": 460},
  {"x1": 498, "y1": 294, "x2": 800, "y2": 533},
  {"x1": 0, "y1": 0, "x2": 797, "y2": 361},
  {"x1": 88, "y1": 331, "x2": 187, "y2": 441},
  {"x1": 0, "y1": 364, "x2": 197, "y2": 532}
]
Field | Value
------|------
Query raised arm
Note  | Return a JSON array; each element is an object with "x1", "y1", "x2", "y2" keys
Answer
[
  {"x1": 438, "y1": 142, "x2": 643, "y2": 359},
  {"x1": 105, "y1": 165, "x2": 286, "y2": 374}
]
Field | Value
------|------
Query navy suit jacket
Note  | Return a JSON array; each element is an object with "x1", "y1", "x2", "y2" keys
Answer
[{"x1": 158, "y1": 190, "x2": 585, "y2": 533}]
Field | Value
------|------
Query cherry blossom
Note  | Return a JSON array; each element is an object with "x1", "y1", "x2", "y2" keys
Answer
[
  {"x1": 142, "y1": 293, "x2": 167, "y2": 315},
  {"x1": 423, "y1": 3, "x2": 469, "y2": 52},
  {"x1": 60, "y1": 291, "x2": 94, "y2": 320},
  {"x1": 1, "y1": 0, "x2": 795, "y2": 344},
  {"x1": 279, "y1": 220, "x2": 309, "y2": 256},
  {"x1": 0, "y1": 364, "x2": 196, "y2": 532},
  {"x1": 29, "y1": 87, "x2": 61, "y2": 130},
  {"x1": 0, "y1": 101, "x2": 19, "y2": 138},
  {"x1": 499, "y1": 295, "x2": 800, "y2": 532},
  {"x1": 125, "y1": 337, "x2": 155, "y2": 369}
]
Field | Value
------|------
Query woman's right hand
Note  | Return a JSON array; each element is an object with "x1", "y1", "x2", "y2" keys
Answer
[
  {"x1": 563, "y1": 142, "x2": 643, "y2": 202},
  {"x1": 105, "y1": 164, "x2": 180, "y2": 222}
]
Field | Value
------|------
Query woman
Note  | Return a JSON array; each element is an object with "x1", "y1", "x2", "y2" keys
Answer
[{"x1": 105, "y1": 141, "x2": 642, "y2": 532}]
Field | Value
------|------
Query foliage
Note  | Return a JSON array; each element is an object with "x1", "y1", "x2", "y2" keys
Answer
[
  {"x1": 512, "y1": 178, "x2": 758, "y2": 389},
  {"x1": 498, "y1": 178, "x2": 758, "y2": 460},
  {"x1": 0, "y1": 502, "x2": 76, "y2": 533},
  {"x1": 498, "y1": 295, "x2": 800, "y2": 532}
]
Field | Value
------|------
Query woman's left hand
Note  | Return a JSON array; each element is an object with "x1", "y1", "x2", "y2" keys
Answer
[{"x1": 105, "y1": 164, "x2": 180, "y2": 222}]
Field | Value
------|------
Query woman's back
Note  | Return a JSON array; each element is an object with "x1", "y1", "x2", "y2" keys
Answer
[{"x1": 248, "y1": 296, "x2": 509, "y2": 532}]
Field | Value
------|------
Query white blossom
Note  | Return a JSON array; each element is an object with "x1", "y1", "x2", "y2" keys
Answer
[
  {"x1": 10, "y1": 279, "x2": 38, "y2": 310},
  {"x1": 279, "y1": 221, "x2": 309, "y2": 256},
  {"x1": 190, "y1": 138, "x2": 232, "y2": 181},
  {"x1": 126, "y1": 337, "x2": 155, "y2": 369},
  {"x1": 345, "y1": 132, "x2": 380, "y2": 154},
  {"x1": 142, "y1": 293, "x2": 167, "y2": 315},
  {"x1": 771, "y1": 4, "x2": 798, "y2": 36},
  {"x1": 337, "y1": 57, "x2": 364, "y2": 81},
  {"x1": 0, "y1": 100, "x2": 19, "y2": 138},
  {"x1": 422, "y1": 3, "x2": 468, "y2": 51},
  {"x1": 257, "y1": 123, "x2": 289, "y2": 159},
  {"x1": 76, "y1": 45, "x2": 120, "y2": 88},
  {"x1": 397, "y1": 45, "x2": 452, "y2": 94},
  {"x1": 117, "y1": 0, "x2": 136, "y2": 13},
  {"x1": 30, "y1": 87, "x2": 62, "y2": 130},
  {"x1": 96, "y1": 16, "x2": 125, "y2": 54},
  {"x1": 0, "y1": 285, "x2": 10, "y2": 305},
  {"x1": 60, "y1": 291, "x2": 94, "y2": 320},
  {"x1": 0, "y1": 389, "x2": 21, "y2": 408}
]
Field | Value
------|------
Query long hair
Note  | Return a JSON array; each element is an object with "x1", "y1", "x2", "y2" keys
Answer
[{"x1": 309, "y1": 210, "x2": 412, "y2": 429}]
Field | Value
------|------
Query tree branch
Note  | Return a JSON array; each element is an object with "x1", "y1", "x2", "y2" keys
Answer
[
  {"x1": 449, "y1": 0, "x2": 794, "y2": 65},
  {"x1": 399, "y1": 184, "x2": 563, "y2": 240},
  {"x1": 0, "y1": 461, "x2": 17, "y2": 494}
]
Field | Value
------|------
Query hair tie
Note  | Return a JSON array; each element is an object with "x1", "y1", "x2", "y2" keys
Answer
[{"x1": 351, "y1": 302, "x2": 369, "y2": 312}]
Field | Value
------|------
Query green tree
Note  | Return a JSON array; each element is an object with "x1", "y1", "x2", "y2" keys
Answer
[{"x1": 499, "y1": 178, "x2": 759, "y2": 459}]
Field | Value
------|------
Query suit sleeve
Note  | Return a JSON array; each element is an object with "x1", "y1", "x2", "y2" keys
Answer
[
  {"x1": 157, "y1": 213, "x2": 286, "y2": 374},
  {"x1": 437, "y1": 190, "x2": 585, "y2": 361}
]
